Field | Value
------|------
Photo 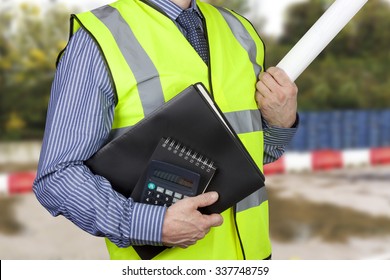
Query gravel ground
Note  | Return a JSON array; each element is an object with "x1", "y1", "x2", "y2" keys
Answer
[
  {"x1": 1, "y1": 165, "x2": 389, "y2": 260},
  {"x1": 0, "y1": 193, "x2": 108, "y2": 260},
  {"x1": 267, "y1": 165, "x2": 390, "y2": 260}
]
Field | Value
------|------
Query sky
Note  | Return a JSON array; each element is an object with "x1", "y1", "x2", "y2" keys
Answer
[
  {"x1": 7, "y1": 0, "x2": 389, "y2": 36},
  {"x1": 4, "y1": 0, "x2": 309, "y2": 36},
  {"x1": 73, "y1": 0, "x2": 308, "y2": 36},
  {"x1": 253, "y1": 0, "x2": 308, "y2": 35}
]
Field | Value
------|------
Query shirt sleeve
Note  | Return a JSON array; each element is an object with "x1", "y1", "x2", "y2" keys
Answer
[
  {"x1": 263, "y1": 114, "x2": 299, "y2": 164},
  {"x1": 33, "y1": 28, "x2": 166, "y2": 247}
]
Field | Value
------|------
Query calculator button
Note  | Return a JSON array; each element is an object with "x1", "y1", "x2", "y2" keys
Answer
[
  {"x1": 172, "y1": 198, "x2": 179, "y2": 204},
  {"x1": 147, "y1": 182, "x2": 156, "y2": 190},
  {"x1": 165, "y1": 190, "x2": 173, "y2": 196},
  {"x1": 155, "y1": 193, "x2": 163, "y2": 200},
  {"x1": 146, "y1": 190, "x2": 154, "y2": 196},
  {"x1": 174, "y1": 193, "x2": 183, "y2": 199},
  {"x1": 156, "y1": 187, "x2": 164, "y2": 193}
]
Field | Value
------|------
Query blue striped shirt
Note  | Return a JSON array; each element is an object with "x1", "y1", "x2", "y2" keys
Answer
[{"x1": 33, "y1": 0, "x2": 297, "y2": 248}]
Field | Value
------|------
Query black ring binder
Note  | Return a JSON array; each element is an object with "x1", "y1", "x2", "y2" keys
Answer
[{"x1": 161, "y1": 137, "x2": 216, "y2": 173}]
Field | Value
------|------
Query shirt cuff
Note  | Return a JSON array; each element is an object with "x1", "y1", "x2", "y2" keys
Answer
[
  {"x1": 129, "y1": 202, "x2": 166, "y2": 246},
  {"x1": 263, "y1": 113, "x2": 299, "y2": 147}
]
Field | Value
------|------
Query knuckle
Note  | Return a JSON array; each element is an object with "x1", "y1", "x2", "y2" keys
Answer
[
  {"x1": 260, "y1": 99, "x2": 270, "y2": 108},
  {"x1": 198, "y1": 231, "x2": 206, "y2": 240},
  {"x1": 287, "y1": 85, "x2": 298, "y2": 97},
  {"x1": 267, "y1": 66, "x2": 276, "y2": 72},
  {"x1": 256, "y1": 80, "x2": 262, "y2": 89},
  {"x1": 200, "y1": 219, "x2": 209, "y2": 230},
  {"x1": 262, "y1": 72, "x2": 271, "y2": 81},
  {"x1": 257, "y1": 83, "x2": 267, "y2": 93},
  {"x1": 293, "y1": 84, "x2": 298, "y2": 94},
  {"x1": 277, "y1": 94, "x2": 287, "y2": 103},
  {"x1": 268, "y1": 66, "x2": 280, "y2": 76},
  {"x1": 187, "y1": 196, "x2": 198, "y2": 207}
]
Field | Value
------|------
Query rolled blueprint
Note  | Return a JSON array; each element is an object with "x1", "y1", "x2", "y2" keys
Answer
[{"x1": 277, "y1": 0, "x2": 368, "y2": 82}]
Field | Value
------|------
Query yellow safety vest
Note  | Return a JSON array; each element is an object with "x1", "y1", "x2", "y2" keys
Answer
[{"x1": 72, "y1": 0, "x2": 271, "y2": 260}]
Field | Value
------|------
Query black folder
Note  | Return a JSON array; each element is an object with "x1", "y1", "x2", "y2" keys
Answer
[{"x1": 85, "y1": 83, "x2": 265, "y2": 214}]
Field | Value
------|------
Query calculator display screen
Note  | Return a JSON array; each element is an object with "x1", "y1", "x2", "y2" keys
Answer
[{"x1": 153, "y1": 169, "x2": 194, "y2": 188}]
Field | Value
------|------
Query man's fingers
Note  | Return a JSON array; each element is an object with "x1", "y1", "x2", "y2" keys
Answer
[
  {"x1": 187, "y1": 192, "x2": 224, "y2": 228},
  {"x1": 258, "y1": 71, "x2": 278, "y2": 91},
  {"x1": 162, "y1": 191, "x2": 224, "y2": 248},
  {"x1": 204, "y1": 213, "x2": 224, "y2": 227},
  {"x1": 266, "y1": 66, "x2": 293, "y2": 87},
  {"x1": 190, "y1": 191, "x2": 219, "y2": 208},
  {"x1": 256, "y1": 80, "x2": 271, "y2": 97}
]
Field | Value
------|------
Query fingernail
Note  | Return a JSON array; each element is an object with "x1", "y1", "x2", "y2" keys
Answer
[{"x1": 210, "y1": 192, "x2": 218, "y2": 200}]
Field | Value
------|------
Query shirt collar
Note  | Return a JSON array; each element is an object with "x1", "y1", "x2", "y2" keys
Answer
[{"x1": 148, "y1": 0, "x2": 201, "y2": 21}]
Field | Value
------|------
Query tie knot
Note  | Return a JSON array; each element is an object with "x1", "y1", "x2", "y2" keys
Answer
[{"x1": 176, "y1": 10, "x2": 199, "y2": 31}]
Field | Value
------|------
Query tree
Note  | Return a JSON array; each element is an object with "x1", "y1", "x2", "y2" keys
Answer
[
  {"x1": 0, "y1": 2, "x2": 73, "y2": 140},
  {"x1": 270, "y1": 0, "x2": 390, "y2": 110},
  {"x1": 279, "y1": 0, "x2": 328, "y2": 47},
  {"x1": 0, "y1": 0, "x2": 252, "y2": 141}
]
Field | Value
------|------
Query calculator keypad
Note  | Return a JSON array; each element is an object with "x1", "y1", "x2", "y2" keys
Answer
[{"x1": 142, "y1": 181, "x2": 189, "y2": 207}]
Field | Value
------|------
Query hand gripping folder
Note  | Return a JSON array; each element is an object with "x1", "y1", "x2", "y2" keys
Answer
[{"x1": 85, "y1": 83, "x2": 265, "y2": 259}]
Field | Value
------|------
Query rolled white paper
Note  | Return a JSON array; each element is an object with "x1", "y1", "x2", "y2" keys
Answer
[{"x1": 277, "y1": 0, "x2": 368, "y2": 82}]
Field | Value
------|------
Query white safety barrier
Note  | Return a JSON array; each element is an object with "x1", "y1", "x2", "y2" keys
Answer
[
  {"x1": 0, "y1": 171, "x2": 36, "y2": 195},
  {"x1": 264, "y1": 147, "x2": 390, "y2": 175}
]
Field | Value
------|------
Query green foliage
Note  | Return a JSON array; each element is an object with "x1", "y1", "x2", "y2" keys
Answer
[
  {"x1": 0, "y1": 0, "x2": 249, "y2": 141},
  {"x1": 0, "y1": 2, "x2": 72, "y2": 140},
  {"x1": 1, "y1": 0, "x2": 390, "y2": 140},
  {"x1": 279, "y1": 0, "x2": 327, "y2": 46},
  {"x1": 266, "y1": 0, "x2": 390, "y2": 111}
]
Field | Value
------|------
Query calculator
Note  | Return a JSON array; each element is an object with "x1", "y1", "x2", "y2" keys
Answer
[{"x1": 140, "y1": 160, "x2": 201, "y2": 207}]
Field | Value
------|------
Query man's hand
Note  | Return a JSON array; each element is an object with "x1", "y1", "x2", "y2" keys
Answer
[
  {"x1": 255, "y1": 66, "x2": 298, "y2": 128},
  {"x1": 162, "y1": 191, "x2": 223, "y2": 248}
]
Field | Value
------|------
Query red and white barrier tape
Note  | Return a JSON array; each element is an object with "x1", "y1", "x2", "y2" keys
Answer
[
  {"x1": 1, "y1": 147, "x2": 389, "y2": 194},
  {"x1": 264, "y1": 147, "x2": 390, "y2": 175},
  {"x1": 0, "y1": 171, "x2": 36, "y2": 195}
]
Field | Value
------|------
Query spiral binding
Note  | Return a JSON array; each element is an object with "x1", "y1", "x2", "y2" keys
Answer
[{"x1": 162, "y1": 137, "x2": 216, "y2": 172}]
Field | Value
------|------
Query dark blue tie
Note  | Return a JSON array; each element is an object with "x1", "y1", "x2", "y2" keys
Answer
[{"x1": 177, "y1": 10, "x2": 209, "y2": 65}]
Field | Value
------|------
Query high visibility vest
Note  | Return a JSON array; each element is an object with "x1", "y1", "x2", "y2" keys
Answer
[{"x1": 72, "y1": 0, "x2": 271, "y2": 260}]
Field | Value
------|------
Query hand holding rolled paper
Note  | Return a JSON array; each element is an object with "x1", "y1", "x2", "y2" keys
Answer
[{"x1": 277, "y1": 0, "x2": 368, "y2": 82}]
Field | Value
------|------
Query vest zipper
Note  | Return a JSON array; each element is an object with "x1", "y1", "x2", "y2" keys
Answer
[
  {"x1": 199, "y1": 8, "x2": 214, "y2": 100},
  {"x1": 233, "y1": 205, "x2": 246, "y2": 260},
  {"x1": 201, "y1": 9, "x2": 245, "y2": 259}
]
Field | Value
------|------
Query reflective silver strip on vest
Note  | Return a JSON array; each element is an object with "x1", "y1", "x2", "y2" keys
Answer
[
  {"x1": 224, "y1": 110, "x2": 262, "y2": 134},
  {"x1": 108, "y1": 109, "x2": 263, "y2": 141},
  {"x1": 91, "y1": 6, "x2": 165, "y2": 116},
  {"x1": 215, "y1": 7, "x2": 262, "y2": 77},
  {"x1": 229, "y1": 110, "x2": 265, "y2": 212},
  {"x1": 236, "y1": 187, "x2": 268, "y2": 213}
]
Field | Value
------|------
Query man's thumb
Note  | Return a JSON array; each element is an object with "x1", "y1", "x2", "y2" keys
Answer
[{"x1": 192, "y1": 191, "x2": 219, "y2": 208}]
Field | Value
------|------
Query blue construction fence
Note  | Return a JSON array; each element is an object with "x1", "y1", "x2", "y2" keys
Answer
[{"x1": 288, "y1": 109, "x2": 390, "y2": 151}]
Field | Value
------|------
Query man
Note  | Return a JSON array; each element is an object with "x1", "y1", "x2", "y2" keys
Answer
[{"x1": 33, "y1": 0, "x2": 298, "y2": 260}]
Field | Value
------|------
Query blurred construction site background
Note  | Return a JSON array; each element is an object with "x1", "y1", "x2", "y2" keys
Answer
[{"x1": 1, "y1": 0, "x2": 390, "y2": 260}]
